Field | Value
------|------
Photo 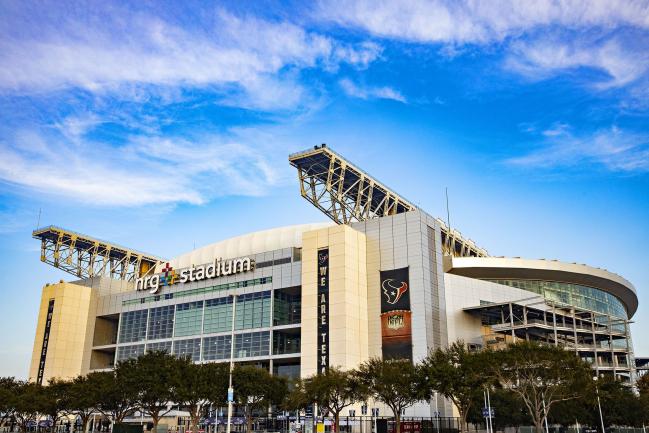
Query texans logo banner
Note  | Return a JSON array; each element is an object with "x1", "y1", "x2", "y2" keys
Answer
[{"x1": 379, "y1": 267, "x2": 412, "y2": 360}]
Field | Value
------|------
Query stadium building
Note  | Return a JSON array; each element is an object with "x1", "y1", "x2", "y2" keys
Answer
[{"x1": 29, "y1": 145, "x2": 639, "y2": 416}]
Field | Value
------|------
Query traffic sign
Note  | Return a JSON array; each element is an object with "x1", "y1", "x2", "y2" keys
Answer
[{"x1": 481, "y1": 407, "x2": 495, "y2": 418}]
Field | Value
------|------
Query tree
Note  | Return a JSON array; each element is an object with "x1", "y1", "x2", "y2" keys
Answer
[
  {"x1": 421, "y1": 342, "x2": 493, "y2": 433},
  {"x1": 284, "y1": 379, "x2": 309, "y2": 413},
  {"x1": 91, "y1": 370, "x2": 139, "y2": 426},
  {"x1": 64, "y1": 375, "x2": 101, "y2": 433},
  {"x1": 546, "y1": 396, "x2": 594, "y2": 427},
  {"x1": 175, "y1": 360, "x2": 229, "y2": 433},
  {"x1": 233, "y1": 365, "x2": 288, "y2": 433},
  {"x1": 354, "y1": 358, "x2": 425, "y2": 433},
  {"x1": 467, "y1": 388, "x2": 530, "y2": 431},
  {"x1": 0, "y1": 377, "x2": 21, "y2": 429},
  {"x1": 551, "y1": 375, "x2": 649, "y2": 427},
  {"x1": 41, "y1": 379, "x2": 71, "y2": 432},
  {"x1": 301, "y1": 367, "x2": 362, "y2": 433},
  {"x1": 12, "y1": 382, "x2": 44, "y2": 433},
  {"x1": 594, "y1": 376, "x2": 647, "y2": 427},
  {"x1": 120, "y1": 351, "x2": 182, "y2": 433},
  {"x1": 490, "y1": 342, "x2": 592, "y2": 433},
  {"x1": 637, "y1": 374, "x2": 649, "y2": 396}
]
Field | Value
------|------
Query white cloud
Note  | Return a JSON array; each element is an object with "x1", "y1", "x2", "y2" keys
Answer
[
  {"x1": 506, "y1": 126, "x2": 649, "y2": 172},
  {"x1": 0, "y1": 9, "x2": 379, "y2": 110},
  {"x1": 54, "y1": 113, "x2": 104, "y2": 142},
  {"x1": 339, "y1": 78, "x2": 406, "y2": 102},
  {"x1": 0, "y1": 129, "x2": 287, "y2": 207},
  {"x1": 318, "y1": 0, "x2": 649, "y2": 45},
  {"x1": 332, "y1": 41, "x2": 383, "y2": 69},
  {"x1": 505, "y1": 36, "x2": 649, "y2": 88},
  {"x1": 319, "y1": 0, "x2": 649, "y2": 92}
]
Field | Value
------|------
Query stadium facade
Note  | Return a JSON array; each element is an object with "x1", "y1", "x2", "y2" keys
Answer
[{"x1": 29, "y1": 145, "x2": 639, "y2": 416}]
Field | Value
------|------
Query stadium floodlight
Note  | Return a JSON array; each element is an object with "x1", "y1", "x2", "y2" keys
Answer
[{"x1": 33, "y1": 225, "x2": 164, "y2": 281}]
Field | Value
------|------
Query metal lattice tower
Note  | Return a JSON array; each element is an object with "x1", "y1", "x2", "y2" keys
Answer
[
  {"x1": 33, "y1": 225, "x2": 164, "y2": 281},
  {"x1": 289, "y1": 145, "x2": 488, "y2": 257},
  {"x1": 289, "y1": 145, "x2": 417, "y2": 224}
]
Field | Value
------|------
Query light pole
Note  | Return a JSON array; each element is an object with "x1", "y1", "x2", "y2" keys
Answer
[
  {"x1": 433, "y1": 392, "x2": 440, "y2": 433},
  {"x1": 486, "y1": 387, "x2": 493, "y2": 433},
  {"x1": 593, "y1": 376, "x2": 605, "y2": 433},
  {"x1": 226, "y1": 295, "x2": 237, "y2": 433},
  {"x1": 483, "y1": 389, "x2": 489, "y2": 433}
]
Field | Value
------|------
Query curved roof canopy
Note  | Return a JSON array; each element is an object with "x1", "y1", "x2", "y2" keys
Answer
[
  {"x1": 445, "y1": 256, "x2": 638, "y2": 317},
  {"x1": 165, "y1": 222, "x2": 333, "y2": 270}
]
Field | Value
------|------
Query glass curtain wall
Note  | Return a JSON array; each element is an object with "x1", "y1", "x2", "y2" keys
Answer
[
  {"x1": 235, "y1": 291, "x2": 271, "y2": 330},
  {"x1": 204, "y1": 297, "x2": 233, "y2": 334},
  {"x1": 117, "y1": 287, "x2": 299, "y2": 364},
  {"x1": 118, "y1": 310, "x2": 148, "y2": 343},
  {"x1": 175, "y1": 301, "x2": 203, "y2": 337},
  {"x1": 489, "y1": 279, "x2": 628, "y2": 318},
  {"x1": 148, "y1": 306, "x2": 175, "y2": 340},
  {"x1": 116, "y1": 344, "x2": 145, "y2": 361},
  {"x1": 203, "y1": 335, "x2": 232, "y2": 360},
  {"x1": 174, "y1": 338, "x2": 202, "y2": 361}
]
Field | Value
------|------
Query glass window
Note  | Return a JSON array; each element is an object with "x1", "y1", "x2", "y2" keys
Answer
[
  {"x1": 489, "y1": 279, "x2": 628, "y2": 319},
  {"x1": 175, "y1": 301, "x2": 203, "y2": 337},
  {"x1": 273, "y1": 363, "x2": 300, "y2": 381},
  {"x1": 148, "y1": 306, "x2": 175, "y2": 340},
  {"x1": 204, "y1": 297, "x2": 233, "y2": 334},
  {"x1": 118, "y1": 310, "x2": 148, "y2": 343},
  {"x1": 236, "y1": 291, "x2": 271, "y2": 330},
  {"x1": 202, "y1": 335, "x2": 232, "y2": 361},
  {"x1": 274, "y1": 289, "x2": 301, "y2": 326},
  {"x1": 235, "y1": 331, "x2": 270, "y2": 358},
  {"x1": 116, "y1": 344, "x2": 145, "y2": 362},
  {"x1": 273, "y1": 329, "x2": 300, "y2": 355},
  {"x1": 146, "y1": 341, "x2": 172, "y2": 354},
  {"x1": 174, "y1": 338, "x2": 201, "y2": 362}
]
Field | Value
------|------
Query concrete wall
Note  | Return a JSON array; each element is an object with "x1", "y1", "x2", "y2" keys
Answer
[
  {"x1": 29, "y1": 281, "x2": 97, "y2": 383},
  {"x1": 301, "y1": 224, "x2": 369, "y2": 376},
  {"x1": 351, "y1": 210, "x2": 447, "y2": 362}
]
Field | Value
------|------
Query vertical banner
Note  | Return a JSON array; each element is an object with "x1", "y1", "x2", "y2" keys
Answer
[
  {"x1": 380, "y1": 267, "x2": 413, "y2": 360},
  {"x1": 37, "y1": 299, "x2": 55, "y2": 384},
  {"x1": 317, "y1": 249, "x2": 329, "y2": 374}
]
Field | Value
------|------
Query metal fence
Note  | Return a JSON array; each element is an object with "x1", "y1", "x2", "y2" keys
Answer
[{"x1": 191, "y1": 416, "x2": 465, "y2": 433}]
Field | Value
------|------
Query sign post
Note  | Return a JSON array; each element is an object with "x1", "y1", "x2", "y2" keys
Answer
[{"x1": 226, "y1": 295, "x2": 237, "y2": 433}]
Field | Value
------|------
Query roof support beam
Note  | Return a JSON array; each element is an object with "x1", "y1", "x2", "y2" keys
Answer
[{"x1": 33, "y1": 225, "x2": 163, "y2": 282}]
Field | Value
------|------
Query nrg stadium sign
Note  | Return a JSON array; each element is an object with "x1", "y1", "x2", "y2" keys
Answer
[{"x1": 135, "y1": 257, "x2": 255, "y2": 294}]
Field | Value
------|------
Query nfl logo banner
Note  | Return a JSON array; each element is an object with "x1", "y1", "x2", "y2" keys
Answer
[{"x1": 380, "y1": 267, "x2": 413, "y2": 360}]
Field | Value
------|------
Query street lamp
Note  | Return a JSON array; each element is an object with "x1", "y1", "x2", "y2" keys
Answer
[
  {"x1": 433, "y1": 392, "x2": 440, "y2": 433},
  {"x1": 226, "y1": 294, "x2": 238, "y2": 433},
  {"x1": 593, "y1": 376, "x2": 605, "y2": 433}
]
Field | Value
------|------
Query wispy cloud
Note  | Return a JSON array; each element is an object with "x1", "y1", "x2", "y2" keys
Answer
[
  {"x1": 0, "y1": 128, "x2": 286, "y2": 207},
  {"x1": 505, "y1": 35, "x2": 649, "y2": 89},
  {"x1": 318, "y1": 0, "x2": 649, "y2": 96},
  {"x1": 339, "y1": 78, "x2": 406, "y2": 102},
  {"x1": 318, "y1": 0, "x2": 649, "y2": 45},
  {"x1": 507, "y1": 125, "x2": 649, "y2": 172},
  {"x1": 0, "y1": 8, "x2": 379, "y2": 111}
]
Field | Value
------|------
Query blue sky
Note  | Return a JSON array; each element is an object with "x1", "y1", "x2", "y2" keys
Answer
[{"x1": 1, "y1": 0, "x2": 648, "y2": 378}]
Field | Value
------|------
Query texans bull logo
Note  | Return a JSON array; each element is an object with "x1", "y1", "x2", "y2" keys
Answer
[
  {"x1": 382, "y1": 278, "x2": 408, "y2": 305},
  {"x1": 318, "y1": 252, "x2": 329, "y2": 265}
]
